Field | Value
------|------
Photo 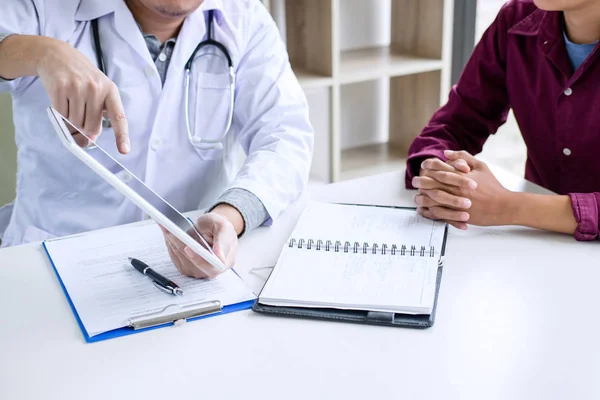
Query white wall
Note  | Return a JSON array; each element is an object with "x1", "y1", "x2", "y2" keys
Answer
[
  {"x1": 0, "y1": 93, "x2": 16, "y2": 206},
  {"x1": 339, "y1": 0, "x2": 390, "y2": 51},
  {"x1": 304, "y1": 87, "x2": 331, "y2": 182}
]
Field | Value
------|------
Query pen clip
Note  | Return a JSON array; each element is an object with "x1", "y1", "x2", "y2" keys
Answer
[
  {"x1": 152, "y1": 281, "x2": 173, "y2": 294},
  {"x1": 152, "y1": 281, "x2": 183, "y2": 296}
]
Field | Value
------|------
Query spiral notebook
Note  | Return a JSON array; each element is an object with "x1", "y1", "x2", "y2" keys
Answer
[{"x1": 252, "y1": 202, "x2": 448, "y2": 328}]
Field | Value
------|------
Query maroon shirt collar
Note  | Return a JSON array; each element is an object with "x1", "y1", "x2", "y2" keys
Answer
[
  {"x1": 507, "y1": 8, "x2": 549, "y2": 36},
  {"x1": 509, "y1": 8, "x2": 600, "y2": 82},
  {"x1": 508, "y1": 9, "x2": 575, "y2": 78}
]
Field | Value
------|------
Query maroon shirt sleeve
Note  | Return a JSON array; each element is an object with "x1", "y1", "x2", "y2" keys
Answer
[
  {"x1": 405, "y1": 4, "x2": 513, "y2": 188},
  {"x1": 568, "y1": 193, "x2": 600, "y2": 241}
]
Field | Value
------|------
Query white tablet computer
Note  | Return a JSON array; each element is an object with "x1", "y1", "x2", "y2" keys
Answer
[{"x1": 46, "y1": 107, "x2": 225, "y2": 272}]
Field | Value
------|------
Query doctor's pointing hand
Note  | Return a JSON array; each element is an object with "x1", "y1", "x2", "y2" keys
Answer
[
  {"x1": 33, "y1": 36, "x2": 130, "y2": 152},
  {"x1": 0, "y1": 0, "x2": 314, "y2": 279}
]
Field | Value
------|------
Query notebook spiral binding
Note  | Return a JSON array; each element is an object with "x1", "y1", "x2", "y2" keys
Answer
[{"x1": 288, "y1": 238, "x2": 437, "y2": 258}]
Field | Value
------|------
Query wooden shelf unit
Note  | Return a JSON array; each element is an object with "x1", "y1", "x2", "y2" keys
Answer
[{"x1": 264, "y1": 0, "x2": 453, "y2": 183}]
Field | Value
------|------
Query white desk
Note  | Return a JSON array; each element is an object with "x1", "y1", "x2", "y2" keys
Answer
[{"x1": 2, "y1": 167, "x2": 600, "y2": 400}]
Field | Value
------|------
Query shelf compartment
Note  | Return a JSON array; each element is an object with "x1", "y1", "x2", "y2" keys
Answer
[
  {"x1": 391, "y1": 0, "x2": 445, "y2": 59},
  {"x1": 389, "y1": 70, "x2": 442, "y2": 151},
  {"x1": 339, "y1": 46, "x2": 443, "y2": 85},
  {"x1": 285, "y1": 0, "x2": 334, "y2": 79},
  {"x1": 340, "y1": 143, "x2": 407, "y2": 181}
]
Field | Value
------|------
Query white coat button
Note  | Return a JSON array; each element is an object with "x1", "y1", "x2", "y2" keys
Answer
[
  {"x1": 564, "y1": 87, "x2": 573, "y2": 96},
  {"x1": 151, "y1": 138, "x2": 162, "y2": 151},
  {"x1": 563, "y1": 148, "x2": 572, "y2": 156},
  {"x1": 158, "y1": 53, "x2": 167, "y2": 62},
  {"x1": 122, "y1": 172, "x2": 132, "y2": 183}
]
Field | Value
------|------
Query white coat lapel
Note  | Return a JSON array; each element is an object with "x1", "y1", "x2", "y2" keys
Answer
[
  {"x1": 74, "y1": 0, "x2": 156, "y2": 74},
  {"x1": 168, "y1": 0, "x2": 224, "y2": 75},
  {"x1": 74, "y1": 0, "x2": 116, "y2": 21},
  {"x1": 112, "y1": 0, "x2": 157, "y2": 73}
]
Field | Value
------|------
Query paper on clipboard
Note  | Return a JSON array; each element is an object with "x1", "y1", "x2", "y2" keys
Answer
[{"x1": 43, "y1": 223, "x2": 256, "y2": 338}]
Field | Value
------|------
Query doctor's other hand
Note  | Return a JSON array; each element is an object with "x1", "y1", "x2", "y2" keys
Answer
[
  {"x1": 413, "y1": 150, "x2": 516, "y2": 229},
  {"x1": 161, "y1": 208, "x2": 240, "y2": 279},
  {"x1": 35, "y1": 37, "x2": 130, "y2": 153}
]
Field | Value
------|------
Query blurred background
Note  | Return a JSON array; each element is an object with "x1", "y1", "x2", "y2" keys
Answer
[{"x1": 0, "y1": 0, "x2": 526, "y2": 208}]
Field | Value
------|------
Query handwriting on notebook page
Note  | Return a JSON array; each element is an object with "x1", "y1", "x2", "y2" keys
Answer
[{"x1": 263, "y1": 248, "x2": 439, "y2": 313}]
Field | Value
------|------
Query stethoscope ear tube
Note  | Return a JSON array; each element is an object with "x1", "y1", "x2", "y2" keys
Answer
[{"x1": 93, "y1": 18, "x2": 113, "y2": 129}]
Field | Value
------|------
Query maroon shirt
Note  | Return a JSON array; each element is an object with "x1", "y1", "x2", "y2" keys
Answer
[{"x1": 405, "y1": 0, "x2": 600, "y2": 241}]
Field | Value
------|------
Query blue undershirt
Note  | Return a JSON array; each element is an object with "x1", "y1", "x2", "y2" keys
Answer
[{"x1": 563, "y1": 30, "x2": 598, "y2": 71}]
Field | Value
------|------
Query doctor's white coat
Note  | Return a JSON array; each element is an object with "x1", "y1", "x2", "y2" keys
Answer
[{"x1": 0, "y1": 0, "x2": 314, "y2": 247}]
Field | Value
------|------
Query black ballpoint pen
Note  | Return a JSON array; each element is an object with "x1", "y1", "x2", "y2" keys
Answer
[{"x1": 128, "y1": 257, "x2": 184, "y2": 296}]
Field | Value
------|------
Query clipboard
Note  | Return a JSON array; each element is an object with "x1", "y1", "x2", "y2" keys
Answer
[{"x1": 42, "y1": 242, "x2": 255, "y2": 343}]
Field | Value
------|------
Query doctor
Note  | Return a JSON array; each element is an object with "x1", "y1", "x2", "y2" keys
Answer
[{"x1": 0, "y1": 0, "x2": 314, "y2": 278}]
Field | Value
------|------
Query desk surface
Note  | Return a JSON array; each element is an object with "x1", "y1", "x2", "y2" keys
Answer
[{"x1": 2, "y1": 167, "x2": 600, "y2": 400}]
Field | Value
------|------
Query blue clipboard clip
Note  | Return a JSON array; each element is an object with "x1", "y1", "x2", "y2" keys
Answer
[{"x1": 128, "y1": 300, "x2": 222, "y2": 330}]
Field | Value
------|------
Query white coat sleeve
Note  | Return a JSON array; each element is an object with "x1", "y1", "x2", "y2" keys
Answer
[
  {"x1": 0, "y1": 0, "x2": 44, "y2": 93},
  {"x1": 228, "y1": 1, "x2": 314, "y2": 225}
]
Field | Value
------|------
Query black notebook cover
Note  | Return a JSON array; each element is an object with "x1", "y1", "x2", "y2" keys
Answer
[{"x1": 252, "y1": 206, "x2": 449, "y2": 329}]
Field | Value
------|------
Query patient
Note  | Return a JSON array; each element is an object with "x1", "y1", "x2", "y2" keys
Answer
[{"x1": 406, "y1": 0, "x2": 600, "y2": 241}]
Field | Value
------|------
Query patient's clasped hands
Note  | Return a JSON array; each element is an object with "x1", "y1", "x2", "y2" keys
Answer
[{"x1": 412, "y1": 150, "x2": 517, "y2": 230}]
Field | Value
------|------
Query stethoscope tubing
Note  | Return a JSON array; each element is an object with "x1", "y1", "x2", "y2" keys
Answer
[{"x1": 92, "y1": 10, "x2": 234, "y2": 150}]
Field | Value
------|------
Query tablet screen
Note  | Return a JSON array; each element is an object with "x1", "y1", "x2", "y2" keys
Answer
[{"x1": 51, "y1": 110, "x2": 215, "y2": 256}]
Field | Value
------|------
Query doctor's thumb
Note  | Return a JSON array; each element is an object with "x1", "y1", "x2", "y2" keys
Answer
[
  {"x1": 211, "y1": 233, "x2": 234, "y2": 267},
  {"x1": 212, "y1": 240, "x2": 225, "y2": 263}
]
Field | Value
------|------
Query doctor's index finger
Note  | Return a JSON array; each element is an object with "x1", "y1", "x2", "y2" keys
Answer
[{"x1": 104, "y1": 84, "x2": 130, "y2": 154}]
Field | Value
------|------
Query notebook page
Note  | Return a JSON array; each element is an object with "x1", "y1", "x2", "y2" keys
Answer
[
  {"x1": 259, "y1": 202, "x2": 445, "y2": 313},
  {"x1": 260, "y1": 247, "x2": 439, "y2": 314},
  {"x1": 289, "y1": 202, "x2": 446, "y2": 252},
  {"x1": 44, "y1": 224, "x2": 256, "y2": 337}
]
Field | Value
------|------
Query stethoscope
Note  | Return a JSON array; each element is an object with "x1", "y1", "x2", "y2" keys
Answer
[{"x1": 91, "y1": 10, "x2": 235, "y2": 151}]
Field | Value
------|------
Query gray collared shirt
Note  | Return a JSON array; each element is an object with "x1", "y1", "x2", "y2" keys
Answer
[
  {"x1": 142, "y1": 34, "x2": 176, "y2": 86},
  {"x1": 0, "y1": 32, "x2": 269, "y2": 235}
]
